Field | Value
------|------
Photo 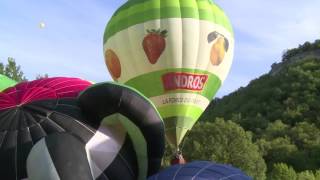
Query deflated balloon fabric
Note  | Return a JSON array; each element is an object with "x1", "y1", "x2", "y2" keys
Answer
[
  {"x1": 0, "y1": 77, "x2": 93, "y2": 179},
  {"x1": 78, "y1": 82, "x2": 165, "y2": 180},
  {"x1": 0, "y1": 78, "x2": 165, "y2": 180},
  {"x1": 148, "y1": 161, "x2": 253, "y2": 180}
]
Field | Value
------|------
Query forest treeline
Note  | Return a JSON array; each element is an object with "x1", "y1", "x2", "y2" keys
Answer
[
  {"x1": 193, "y1": 39, "x2": 320, "y2": 179},
  {"x1": 282, "y1": 39, "x2": 320, "y2": 61}
]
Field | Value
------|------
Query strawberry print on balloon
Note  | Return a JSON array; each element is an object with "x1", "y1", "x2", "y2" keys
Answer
[{"x1": 142, "y1": 29, "x2": 167, "y2": 64}]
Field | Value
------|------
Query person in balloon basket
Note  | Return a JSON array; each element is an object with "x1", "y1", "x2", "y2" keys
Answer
[{"x1": 170, "y1": 151, "x2": 187, "y2": 165}]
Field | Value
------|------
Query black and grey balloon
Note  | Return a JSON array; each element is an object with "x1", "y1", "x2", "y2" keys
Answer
[{"x1": 0, "y1": 78, "x2": 165, "y2": 180}]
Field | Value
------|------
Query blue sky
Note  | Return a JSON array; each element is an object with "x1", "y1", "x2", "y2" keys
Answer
[{"x1": 0, "y1": 0, "x2": 319, "y2": 97}]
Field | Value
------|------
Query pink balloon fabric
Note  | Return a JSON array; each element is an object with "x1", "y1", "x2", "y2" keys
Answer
[{"x1": 0, "y1": 77, "x2": 92, "y2": 110}]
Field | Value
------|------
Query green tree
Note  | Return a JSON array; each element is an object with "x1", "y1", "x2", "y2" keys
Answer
[
  {"x1": 183, "y1": 119, "x2": 267, "y2": 180},
  {"x1": 256, "y1": 137, "x2": 297, "y2": 170},
  {"x1": 288, "y1": 147, "x2": 320, "y2": 172},
  {"x1": 314, "y1": 170, "x2": 320, "y2": 179},
  {"x1": 297, "y1": 170, "x2": 315, "y2": 180},
  {"x1": 290, "y1": 122, "x2": 320, "y2": 149},
  {"x1": 0, "y1": 63, "x2": 3, "y2": 74},
  {"x1": 203, "y1": 57, "x2": 320, "y2": 130},
  {"x1": 199, "y1": 40, "x2": 320, "y2": 175},
  {"x1": 0, "y1": 57, "x2": 27, "y2": 82},
  {"x1": 261, "y1": 120, "x2": 290, "y2": 139},
  {"x1": 269, "y1": 163, "x2": 296, "y2": 180}
]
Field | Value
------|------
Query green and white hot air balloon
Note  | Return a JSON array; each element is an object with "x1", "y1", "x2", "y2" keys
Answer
[
  {"x1": 103, "y1": 0, "x2": 234, "y2": 157},
  {"x1": 0, "y1": 74, "x2": 16, "y2": 92}
]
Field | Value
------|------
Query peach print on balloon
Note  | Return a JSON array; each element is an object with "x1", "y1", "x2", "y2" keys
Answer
[
  {"x1": 105, "y1": 49, "x2": 121, "y2": 79},
  {"x1": 207, "y1": 32, "x2": 229, "y2": 66}
]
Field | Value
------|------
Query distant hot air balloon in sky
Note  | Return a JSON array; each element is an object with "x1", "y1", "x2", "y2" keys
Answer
[
  {"x1": 39, "y1": 22, "x2": 46, "y2": 29},
  {"x1": 103, "y1": 0, "x2": 234, "y2": 157},
  {"x1": 0, "y1": 74, "x2": 16, "y2": 92}
]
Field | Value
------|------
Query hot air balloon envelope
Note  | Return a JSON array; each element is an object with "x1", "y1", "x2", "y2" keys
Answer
[
  {"x1": 0, "y1": 79, "x2": 164, "y2": 180},
  {"x1": 0, "y1": 77, "x2": 92, "y2": 179},
  {"x1": 78, "y1": 82, "x2": 165, "y2": 179},
  {"x1": 0, "y1": 74, "x2": 16, "y2": 91},
  {"x1": 148, "y1": 161, "x2": 252, "y2": 180},
  {"x1": 103, "y1": 0, "x2": 234, "y2": 149},
  {"x1": 39, "y1": 22, "x2": 46, "y2": 29}
]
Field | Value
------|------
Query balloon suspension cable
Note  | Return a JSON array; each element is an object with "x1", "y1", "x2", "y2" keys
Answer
[
  {"x1": 180, "y1": 129, "x2": 191, "y2": 151},
  {"x1": 170, "y1": 129, "x2": 191, "y2": 165}
]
